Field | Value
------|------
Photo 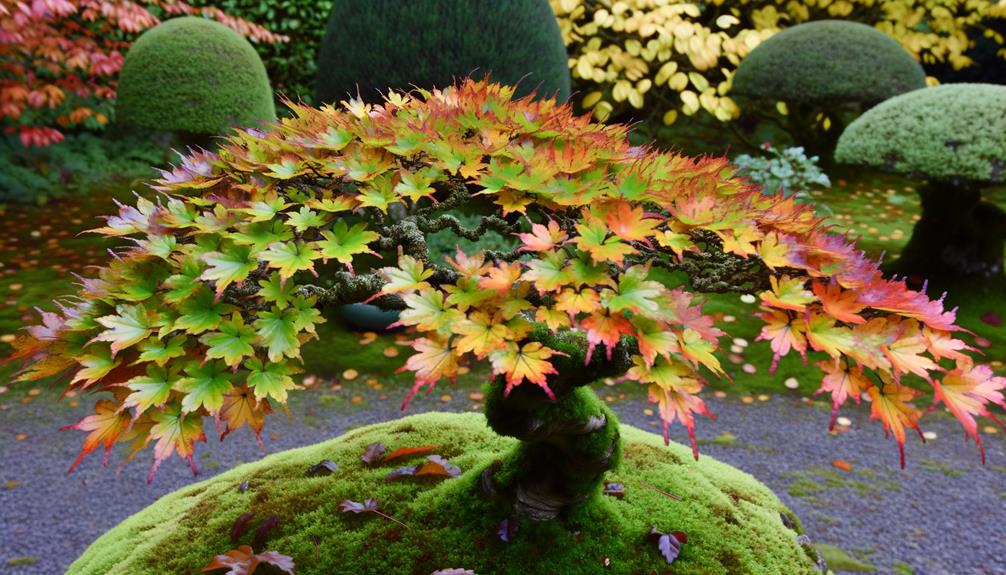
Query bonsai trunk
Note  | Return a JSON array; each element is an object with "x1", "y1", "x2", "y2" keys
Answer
[
  {"x1": 889, "y1": 181, "x2": 1006, "y2": 283},
  {"x1": 480, "y1": 329, "x2": 631, "y2": 521}
]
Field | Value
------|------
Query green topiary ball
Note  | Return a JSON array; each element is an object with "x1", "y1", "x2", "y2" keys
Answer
[
  {"x1": 731, "y1": 20, "x2": 926, "y2": 105},
  {"x1": 835, "y1": 83, "x2": 1006, "y2": 182},
  {"x1": 115, "y1": 17, "x2": 276, "y2": 135},
  {"x1": 314, "y1": 0, "x2": 571, "y2": 105},
  {"x1": 66, "y1": 413, "x2": 822, "y2": 575}
]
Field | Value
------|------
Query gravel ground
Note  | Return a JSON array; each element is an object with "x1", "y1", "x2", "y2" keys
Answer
[{"x1": 1, "y1": 384, "x2": 1004, "y2": 575}]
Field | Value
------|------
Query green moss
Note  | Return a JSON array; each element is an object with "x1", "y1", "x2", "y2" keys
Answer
[
  {"x1": 115, "y1": 17, "x2": 275, "y2": 135},
  {"x1": 6, "y1": 556, "x2": 38, "y2": 567},
  {"x1": 732, "y1": 20, "x2": 925, "y2": 105},
  {"x1": 785, "y1": 466, "x2": 901, "y2": 507},
  {"x1": 919, "y1": 460, "x2": 964, "y2": 478},
  {"x1": 814, "y1": 544, "x2": 875, "y2": 573},
  {"x1": 835, "y1": 84, "x2": 1006, "y2": 183},
  {"x1": 67, "y1": 413, "x2": 819, "y2": 575},
  {"x1": 314, "y1": 0, "x2": 570, "y2": 105}
]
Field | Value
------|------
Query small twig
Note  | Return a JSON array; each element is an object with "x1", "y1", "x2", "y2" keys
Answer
[
  {"x1": 370, "y1": 509, "x2": 410, "y2": 530},
  {"x1": 637, "y1": 480, "x2": 682, "y2": 501}
]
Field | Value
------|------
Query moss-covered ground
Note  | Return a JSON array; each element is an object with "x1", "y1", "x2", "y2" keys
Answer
[{"x1": 66, "y1": 412, "x2": 821, "y2": 575}]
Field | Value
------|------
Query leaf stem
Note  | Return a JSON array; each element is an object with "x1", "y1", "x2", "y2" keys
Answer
[
  {"x1": 637, "y1": 480, "x2": 682, "y2": 500},
  {"x1": 369, "y1": 509, "x2": 410, "y2": 529}
]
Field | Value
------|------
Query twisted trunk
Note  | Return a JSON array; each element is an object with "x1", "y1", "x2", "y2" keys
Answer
[
  {"x1": 480, "y1": 329, "x2": 633, "y2": 521},
  {"x1": 889, "y1": 181, "x2": 1006, "y2": 283}
]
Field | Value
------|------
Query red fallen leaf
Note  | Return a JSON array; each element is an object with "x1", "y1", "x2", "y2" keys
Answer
[
  {"x1": 602, "y1": 481, "x2": 625, "y2": 498},
  {"x1": 387, "y1": 455, "x2": 462, "y2": 481},
  {"x1": 252, "y1": 515, "x2": 280, "y2": 550},
  {"x1": 361, "y1": 442, "x2": 386, "y2": 465},
  {"x1": 646, "y1": 527, "x2": 687, "y2": 565},
  {"x1": 431, "y1": 570, "x2": 476, "y2": 575},
  {"x1": 305, "y1": 460, "x2": 338, "y2": 476},
  {"x1": 201, "y1": 545, "x2": 295, "y2": 575},
  {"x1": 230, "y1": 511, "x2": 255, "y2": 543},
  {"x1": 382, "y1": 445, "x2": 436, "y2": 463},
  {"x1": 980, "y1": 311, "x2": 1002, "y2": 327},
  {"x1": 831, "y1": 459, "x2": 852, "y2": 472}
]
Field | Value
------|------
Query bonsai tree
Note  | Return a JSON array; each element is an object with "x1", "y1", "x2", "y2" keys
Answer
[
  {"x1": 9, "y1": 81, "x2": 1004, "y2": 573},
  {"x1": 835, "y1": 83, "x2": 1006, "y2": 282},
  {"x1": 116, "y1": 16, "x2": 276, "y2": 139},
  {"x1": 731, "y1": 20, "x2": 927, "y2": 161},
  {"x1": 314, "y1": 0, "x2": 570, "y2": 105}
]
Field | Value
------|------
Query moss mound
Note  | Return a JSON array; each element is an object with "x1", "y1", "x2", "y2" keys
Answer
[
  {"x1": 68, "y1": 413, "x2": 820, "y2": 575},
  {"x1": 835, "y1": 84, "x2": 1006, "y2": 182},
  {"x1": 732, "y1": 20, "x2": 926, "y2": 105},
  {"x1": 115, "y1": 16, "x2": 275, "y2": 135},
  {"x1": 314, "y1": 0, "x2": 570, "y2": 105}
]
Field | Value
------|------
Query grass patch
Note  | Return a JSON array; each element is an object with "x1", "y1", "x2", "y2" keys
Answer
[
  {"x1": 814, "y1": 544, "x2": 875, "y2": 573},
  {"x1": 893, "y1": 560, "x2": 915, "y2": 574},
  {"x1": 6, "y1": 556, "x2": 39, "y2": 567},
  {"x1": 786, "y1": 466, "x2": 902, "y2": 507}
]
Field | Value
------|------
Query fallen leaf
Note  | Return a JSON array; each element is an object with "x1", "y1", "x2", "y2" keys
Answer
[
  {"x1": 431, "y1": 570, "x2": 476, "y2": 575},
  {"x1": 382, "y1": 445, "x2": 435, "y2": 463},
  {"x1": 201, "y1": 545, "x2": 295, "y2": 575},
  {"x1": 602, "y1": 481, "x2": 625, "y2": 499},
  {"x1": 361, "y1": 442, "x2": 386, "y2": 465},
  {"x1": 646, "y1": 527, "x2": 687, "y2": 565},
  {"x1": 306, "y1": 460, "x2": 339, "y2": 476},
  {"x1": 252, "y1": 515, "x2": 281, "y2": 550},
  {"x1": 231, "y1": 511, "x2": 255, "y2": 543},
  {"x1": 831, "y1": 459, "x2": 852, "y2": 472},
  {"x1": 498, "y1": 517, "x2": 518, "y2": 543},
  {"x1": 980, "y1": 311, "x2": 1002, "y2": 327}
]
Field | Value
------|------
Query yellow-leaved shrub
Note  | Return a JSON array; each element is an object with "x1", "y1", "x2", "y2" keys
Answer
[{"x1": 551, "y1": 0, "x2": 1006, "y2": 124}]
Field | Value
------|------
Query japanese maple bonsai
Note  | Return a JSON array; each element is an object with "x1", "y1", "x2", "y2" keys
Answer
[
  {"x1": 9, "y1": 81, "x2": 1003, "y2": 574},
  {"x1": 836, "y1": 83, "x2": 1006, "y2": 283}
]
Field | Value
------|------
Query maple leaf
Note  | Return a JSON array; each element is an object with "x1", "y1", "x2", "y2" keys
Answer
[
  {"x1": 219, "y1": 385, "x2": 271, "y2": 445},
  {"x1": 814, "y1": 359, "x2": 869, "y2": 430},
  {"x1": 922, "y1": 328, "x2": 973, "y2": 362},
  {"x1": 489, "y1": 342, "x2": 561, "y2": 398},
  {"x1": 201, "y1": 315, "x2": 256, "y2": 368},
  {"x1": 398, "y1": 289, "x2": 463, "y2": 333},
  {"x1": 259, "y1": 241, "x2": 319, "y2": 279},
  {"x1": 883, "y1": 321, "x2": 939, "y2": 381},
  {"x1": 604, "y1": 200, "x2": 660, "y2": 242},
  {"x1": 62, "y1": 399, "x2": 134, "y2": 473},
  {"x1": 535, "y1": 306, "x2": 572, "y2": 332},
  {"x1": 394, "y1": 168, "x2": 438, "y2": 203},
  {"x1": 400, "y1": 337, "x2": 460, "y2": 386},
  {"x1": 756, "y1": 309, "x2": 807, "y2": 372},
  {"x1": 136, "y1": 335, "x2": 187, "y2": 366},
  {"x1": 601, "y1": 266, "x2": 664, "y2": 315},
  {"x1": 478, "y1": 261, "x2": 523, "y2": 293},
  {"x1": 581, "y1": 312, "x2": 633, "y2": 362},
  {"x1": 69, "y1": 348, "x2": 122, "y2": 387},
  {"x1": 377, "y1": 255, "x2": 434, "y2": 296},
  {"x1": 522, "y1": 251, "x2": 570, "y2": 293},
  {"x1": 253, "y1": 308, "x2": 301, "y2": 363},
  {"x1": 868, "y1": 383, "x2": 922, "y2": 468},
  {"x1": 656, "y1": 230, "x2": 695, "y2": 259},
  {"x1": 385, "y1": 454, "x2": 462, "y2": 480},
  {"x1": 286, "y1": 206, "x2": 327, "y2": 232},
  {"x1": 258, "y1": 273, "x2": 297, "y2": 308},
  {"x1": 446, "y1": 249, "x2": 488, "y2": 277},
  {"x1": 317, "y1": 221, "x2": 379, "y2": 265},
  {"x1": 574, "y1": 217, "x2": 637, "y2": 265},
  {"x1": 517, "y1": 220, "x2": 568, "y2": 252},
  {"x1": 174, "y1": 291, "x2": 234, "y2": 335},
  {"x1": 382, "y1": 445, "x2": 436, "y2": 463},
  {"x1": 812, "y1": 281, "x2": 866, "y2": 324},
  {"x1": 245, "y1": 359, "x2": 299, "y2": 403},
  {"x1": 805, "y1": 312, "x2": 856, "y2": 359},
  {"x1": 760, "y1": 275, "x2": 816, "y2": 312},
  {"x1": 443, "y1": 278, "x2": 495, "y2": 311},
  {"x1": 631, "y1": 317, "x2": 679, "y2": 367},
  {"x1": 933, "y1": 361, "x2": 1006, "y2": 463},
  {"x1": 677, "y1": 329, "x2": 724, "y2": 376},
  {"x1": 201, "y1": 545, "x2": 295, "y2": 575},
  {"x1": 148, "y1": 404, "x2": 206, "y2": 483},
  {"x1": 92, "y1": 304, "x2": 157, "y2": 356},
  {"x1": 452, "y1": 312, "x2": 509, "y2": 358},
  {"x1": 647, "y1": 377, "x2": 713, "y2": 460},
  {"x1": 339, "y1": 498, "x2": 410, "y2": 529},
  {"x1": 123, "y1": 365, "x2": 180, "y2": 416},
  {"x1": 178, "y1": 361, "x2": 234, "y2": 414}
]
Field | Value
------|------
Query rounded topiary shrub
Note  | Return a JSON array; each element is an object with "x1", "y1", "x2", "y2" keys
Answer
[
  {"x1": 732, "y1": 20, "x2": 926, "y2": 160},
  {"x1": 314, "y1": 0, "x2": 570, "y2": 104},
  {"x1": 836, "y1": 83, "x2": 1006, "y2": 281},
  {"x1": 115, "y1": 16, "x2": 276, "y2": 135},
  {"x1": 66, "y1": 412, "x2": 821, "y2": 575}
]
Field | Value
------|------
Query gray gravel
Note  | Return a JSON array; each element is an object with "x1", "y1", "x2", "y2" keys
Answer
[{"x1": 1, "y1": 385, "x2": 1004, "y2": 575}]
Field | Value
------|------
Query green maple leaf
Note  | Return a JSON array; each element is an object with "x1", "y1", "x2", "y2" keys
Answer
[
  {"x1": 163, "y1": 256, "x2": 205, "y2": 304},
  {"x1": 317, "y1": 221, "x2": 379, "y2": 265},
  {"x1": 523, "y1": 251, "x2": 570, "y2": 293},
  {"x1": 259, "y1": 241, "x2": 319, "y2": 279},
  {"x1": 602, "y1": 266, "x2": 664, "y2": 315},
  {"x1": 258, "y1": 272, "x2": 297, "y2": 307},
  {"x1": 287, "y1": 206, "x2": 328, "y2": 233},
  {"x1": 574, "y1": 218, "x2": 637, "y2": 265},
  {"x1": 69, "y1": 347, "x2": 121, "y2": 386},
  {"x1": 394, "y1": 169, "x2": 440, "y2": 203},
  {"x1": 200, "y1": 315, "x2": 256, "y2": 367},
  {"x1": 94, "y1": 303, "x2": 157, "y2": 356},
  {"x1": 109, "y1": 265, "x2": 168, "y2": 302},
  {"x1": 201, "y1": 244, "x2": 257, "y2": 295},
  {"x1": 228, "y1": 221, "x2": 294, "y2": 252},
  {"x1": 316, "y1": 126, "x2": 353, "y2": 151},
  {"x1": 265, "y1": 155, "x2": 303, "y2": 179},
  {"x1": 149, "y1": 404, "x2": 205, "y2": 468},
  {"x1": 443, "y1": 277, "x2": 494, "y2": 311},
  {"x1": 174, "y1": 290, "x2": 233, "y2": 335},
  {"x1": 145, "y1": 235, "x2": 177, "y2": 260},
  {"x1": 178, "y1": 361, "x2": 233, "y2": 414},
  {"x1": 254, "y1": 308, "x2": 300, "y2": 362},
  {"x1": 124, "y1": 365, "x2": 180, "y2": 414},
  {"x1": 135, "y1": 335, "x2": 187, "y2": 366},
  {"x1": 246, "y1": 358, "x2": 298, "y2": 403},
  {"x1": 379, "y1": 255, "x2": 433, "y2": 295},
  {"x1": 355, "y1": 175, "x2": 398, "y2": 212},
  {"x1": 289, "y1": 296, "x2": 325, "y2": 334},
  {"x1": 241, "y1": 197, "x2": 290, "y2": 222}
]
